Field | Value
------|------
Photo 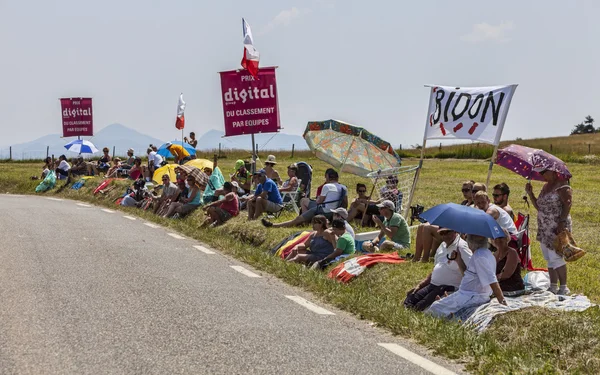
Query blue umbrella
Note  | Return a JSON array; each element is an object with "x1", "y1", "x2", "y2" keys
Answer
[
  {"x1": 419, "y1": 203, "x2": 506, "y2": 239},
  {"x1": 64, "y1": 139, "x2": 99, "y2": 154},
  {"x1": 156, "y1": 141, "x2": 196, "y2": 158}
]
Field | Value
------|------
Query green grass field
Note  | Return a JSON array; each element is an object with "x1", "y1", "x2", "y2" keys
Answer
[{"x1": 1, "y1": 153, "x2": 599, "y2": 374}]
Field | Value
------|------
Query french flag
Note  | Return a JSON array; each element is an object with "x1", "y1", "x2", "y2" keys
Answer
[
  {"x1": 175, "y1": 93, "x2": 185, "y2": 130},
  {"x1": 241, "y1": 18, "x2": 260, "y2": 79}
]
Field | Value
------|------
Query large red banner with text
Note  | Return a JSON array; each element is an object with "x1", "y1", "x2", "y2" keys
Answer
[
  {"x1": 219, "y1": 67, "x2": 280, "y2": 137},
  {"x1": 61, "y1": 97, "x2": 93, "y2": 137}
]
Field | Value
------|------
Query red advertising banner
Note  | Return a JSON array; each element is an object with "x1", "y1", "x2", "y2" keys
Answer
[
  {"x1": 219, "y1": 67, "x2": 280, "y2": 137},
  {"x1": 60, "y1": 97, "x2": 94, "y2": 137}
]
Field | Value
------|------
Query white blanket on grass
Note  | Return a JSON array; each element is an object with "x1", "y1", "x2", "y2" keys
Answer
[{"x1": 454, "y1": 291, "x2": 595, "y2": 332}]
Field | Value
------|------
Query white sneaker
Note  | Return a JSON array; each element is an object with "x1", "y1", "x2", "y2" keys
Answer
[
  {"x1": 557, "y1": 287, "x2": 571, "y2": 296},
  {"x1": 547, "y1": 286, "x2": 558, "y2": 294}
]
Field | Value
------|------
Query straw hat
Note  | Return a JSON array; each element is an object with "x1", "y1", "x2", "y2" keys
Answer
[{"x1": 265, "y1": 155, "x2": 277, "y2": 164}]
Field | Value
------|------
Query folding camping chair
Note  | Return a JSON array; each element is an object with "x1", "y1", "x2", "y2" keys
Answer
[
  {"x1": 514, "y1": 213, "x2": 544, "y2": 271},
  {"x1": 278, "y1": 178, "x2": 303, "y2": 215}
]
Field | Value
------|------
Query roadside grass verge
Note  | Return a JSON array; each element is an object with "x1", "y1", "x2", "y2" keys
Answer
[{"x1": 2, "y1": 157, "x2": 599, "y2": 374}]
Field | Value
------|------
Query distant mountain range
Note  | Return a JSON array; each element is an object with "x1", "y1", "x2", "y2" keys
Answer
[{"x1": 1, "y1": 124, "x2": 308, "y2": 160}]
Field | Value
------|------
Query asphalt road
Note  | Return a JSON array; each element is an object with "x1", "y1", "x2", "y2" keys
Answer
[{"x1": 0, "y1": 195, "x2": 462, "y2": 375}]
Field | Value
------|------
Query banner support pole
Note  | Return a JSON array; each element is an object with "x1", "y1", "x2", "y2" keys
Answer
[
  {"x1": 486, "y1": 144, "x2": 499, "y2": 187},
  {"x1": 251, "y1": 133, "x2": 256, "y2": 174}
]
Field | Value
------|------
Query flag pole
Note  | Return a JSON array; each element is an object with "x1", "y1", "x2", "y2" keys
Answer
[
  {"x1": 484, "y1": 84, "x2": 518, "y2": 187},
  {"x1": 404, "y1": 85, "x2": 434, "y2": 219}
]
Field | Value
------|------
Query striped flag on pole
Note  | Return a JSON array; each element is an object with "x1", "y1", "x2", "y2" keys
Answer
[{"x1": 241, "y1": 18, "x2": 260, "y2": 79}]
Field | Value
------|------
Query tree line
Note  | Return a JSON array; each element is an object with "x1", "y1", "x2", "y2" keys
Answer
[{"x1": 571, "y1": 115, "x2": 599, "y2": 135}]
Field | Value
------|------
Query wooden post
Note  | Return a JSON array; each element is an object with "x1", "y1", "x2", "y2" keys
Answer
[
  {"x1": 251, "y1": 134, "x2": 257, "y2": 174},
  {"x1": 218, "y1": 143, "x2": 221, "y2": 157},
  {"x1": 9, "y1": 146, "x2": 12, "y2": 160},
  {"x1": 550, "y1": 144, "x2": 553, "y2": 152},
  {"x1": 46, "y1": 146, "x2": 49, "y2": 158},
  {"x1": 213, "y1": 154, "x2": 218, "y2": 168},
  {"x1": 112, "y1": 146, "x2": 116, "y2": 159},
  {"x1": 291, "y1": 144, "x2": 295, "y2": 158},
  {"x1": 439, "y1": 142, "x2": 442, "y2": 151}
]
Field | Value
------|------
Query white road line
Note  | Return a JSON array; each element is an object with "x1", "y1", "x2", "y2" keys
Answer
[
  {"x1": 5, "y1": 194, "x2": 24, "y2": 197},
  {"x1": 77, "y1": 203, "x2": 92, "y2": 207},
  {"x1": 284, "y1": 295, "x2": 335, "y2": 315},
  {"x1": 144, "y1": 223, "x2": 160, "y2": 229},
  {"x1": 193, "y1": 245, "x2": 215, "y2": 254},
  {"x1": 123, "y1": 216, "x2": 136, "y2": 221},
  {"x1": 101, "y1": 209, "x2": 115, "y2": 213},
  {"x1": 378, "y1": 343, "x2": 457, "y2": 375},
  {"x1": 230, "y1": 266, "x2": 261, "y2": 278},
  {"x1": 47, "y1": 197, "x2": 63, "y2": 201},
  {"x1": 167, "y1": 233, "x2": 185, "y2": 240}
]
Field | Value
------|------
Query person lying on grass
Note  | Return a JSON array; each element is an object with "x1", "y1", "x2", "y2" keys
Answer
[
  {"x1": 311, "y1": 219, "x2": 356, "y2": 270},
  {"x1": 404, "y1": 228, "x2": 472, "y2": 311},
  {"x1": 426, "y1": 234, "x2": 507, "y2": 319},
  {"x1": 201, "y1": 182, "x2": 239, "y2": 228},
  {"x1": 361, "y1": 200, "x2": 410, "y2": 252},
  {"x1": 286, "y1": 215, "x2": 336, "y2": 265}
]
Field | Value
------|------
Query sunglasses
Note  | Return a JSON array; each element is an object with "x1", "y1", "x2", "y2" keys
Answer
[{"x1": 492, "y1": 193, "x2": 503, "y2": 197}]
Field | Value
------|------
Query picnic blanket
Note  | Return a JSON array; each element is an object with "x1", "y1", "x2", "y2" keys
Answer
[
  {"x1": 454, "y1": 291, "x2": 595, "y2": 332},
  {"x1": 328, "y1": 252, "x2": 405, "y2": 283}
]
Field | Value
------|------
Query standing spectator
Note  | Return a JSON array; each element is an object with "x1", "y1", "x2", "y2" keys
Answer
[
  {"x1": 404, "y1": 228, "x2": 472, "y2": 311},
  {"x1": 55, "y1": 155, "x2": 70, "y2": 180},
  {"x1": 263, "y1": 155, "x2": 281, "y2": 185},
  {"x1": 247, "y1": 169, "x2": 283, "y2": 220},
  {"x1": 525, "y1": 168, "x2": 573, "y2": 295},
  {"x1": 145, "y1": 147, "x2": 163, "y2": 180},
  {"x1": 184, "y1": 132, "x2": 198, "y2": 149},
  {"x1": 165, "y1": 142, "x2": 191, "y2": 165},
  {"x1": 202, "y1": 182, "x2": 239, "y2": 227},
  {"x1": 362, "y1": 200, "x2": 410, "y2": 252},
  {"x1": 493, "y1": 183, "x2": 515, "y2": 221},
  {"x1": 426, "y1": 234, "x2": 507, "y2": 318}
]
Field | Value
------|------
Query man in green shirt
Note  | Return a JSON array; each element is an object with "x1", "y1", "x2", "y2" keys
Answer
[
  {"x1": 363, "y1": 199, "x2": 411, "y2": 252},
  {"x1": 312, "y1": 219, "x2": 355, "y2": 269}
]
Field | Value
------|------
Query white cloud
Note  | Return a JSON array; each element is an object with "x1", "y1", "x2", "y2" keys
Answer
[
  {"x1": 461, "y1": 21, "x2": 515, "y2": 43},
  {"x1": 259, "y1": 7, "x2": 309, "y2": 35}
]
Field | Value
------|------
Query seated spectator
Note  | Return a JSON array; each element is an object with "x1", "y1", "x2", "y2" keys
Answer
[
  {"x1": 426, "y1": 234, "x2": 506, "y2": 318},
  {"x1": 413, "y1": 181, "x2": 476, "y2": 263},
  {"x1": 346, "y1": 183, "x2": 380, "y2": 224},
  {"x1": 40, "y1": 157, "x2": 53, "y2": 179},
  {"x1": 70, "y1": 156, "x2": 95, "y2": 177},
  {"x1": 492, "y1": 183, "x2": 515, "y2": 221},
  {"x1": 54, "y1": 155, "x2": 70, "y2": 180},
  {"x1": 121, "y1": 148, "x2": 135, "y2": 170},
  {"x1": 473, "y1": 191, "x2": 517, "y2": 235},
  {"x1": 202, "y1": 182, "x2": 240, "y2": 227},
  {"x1": 231, "y1": 159, "x2": 251, "y2": 194},
  {"x1": 279, "y1": 164, "x2": 299, "y2": 193},
  {"x1": 494, "y1": 229, "x2": 525, "y2": 294},
  {"x1": 97, "y1": 147, "x2": 112, "y2": 174},
  {"x1": 128, "y1": 157, "x2": 143, "y2": 180},
  {"x1": 404, "y1": 228, "x2": 472, "y2": 311},
  {"x1": 165, "y1": 142, "x2": 191, "y2": 165},
  {"x1": 121, "y1": 179, "x2": 148, "y2": 207},
  {"x1": 264, "y1": 155, "x2": 281, "y2": 185},
  {"x1": 163, "y1": 175, "x2": 203, "y2": 218},
  {"x1": 299, "y1": 168, "x2": 335, "y2": 213},
  {"x1": 153, "y1": 174, "x2": 179, "y2": 214},
  {"x1": 362, "y1": 200, "x2": 410, "y2": 252},
  {"x1": 312, "y1": 219, "x2": 356, "y2": 269},
  {"x1": 329, "y1": 207, "x2": 355, "y2": 239},
  {"x1": 262, "y1": 169, "x2": 347, "y2": 228},
  {"x1": 106, "y1": 158, "x2": 121, "y2": 178},
  {"x1": 286, "y1": 215, "x2": 336, "y2": 265},
  {"x1": 247, "y1": 169, "x2": 283, "y2": 220}
]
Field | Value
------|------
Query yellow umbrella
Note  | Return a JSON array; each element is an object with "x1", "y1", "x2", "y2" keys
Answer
[
  {"x1": 153, "y1": 164, "x2": 178, "y2": 184},
  {"x1": 185, "y1": 158, "x2": 214, "y2": 171}
]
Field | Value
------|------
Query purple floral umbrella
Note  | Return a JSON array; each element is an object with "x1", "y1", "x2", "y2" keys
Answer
[{"x1": 496, "y1": 144, "x2": 572, "y2": 181}]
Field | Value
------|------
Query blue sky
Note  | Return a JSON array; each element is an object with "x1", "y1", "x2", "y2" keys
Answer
[{"x1": 0, "y1": 0, "x2": 598, "y2": 148}]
